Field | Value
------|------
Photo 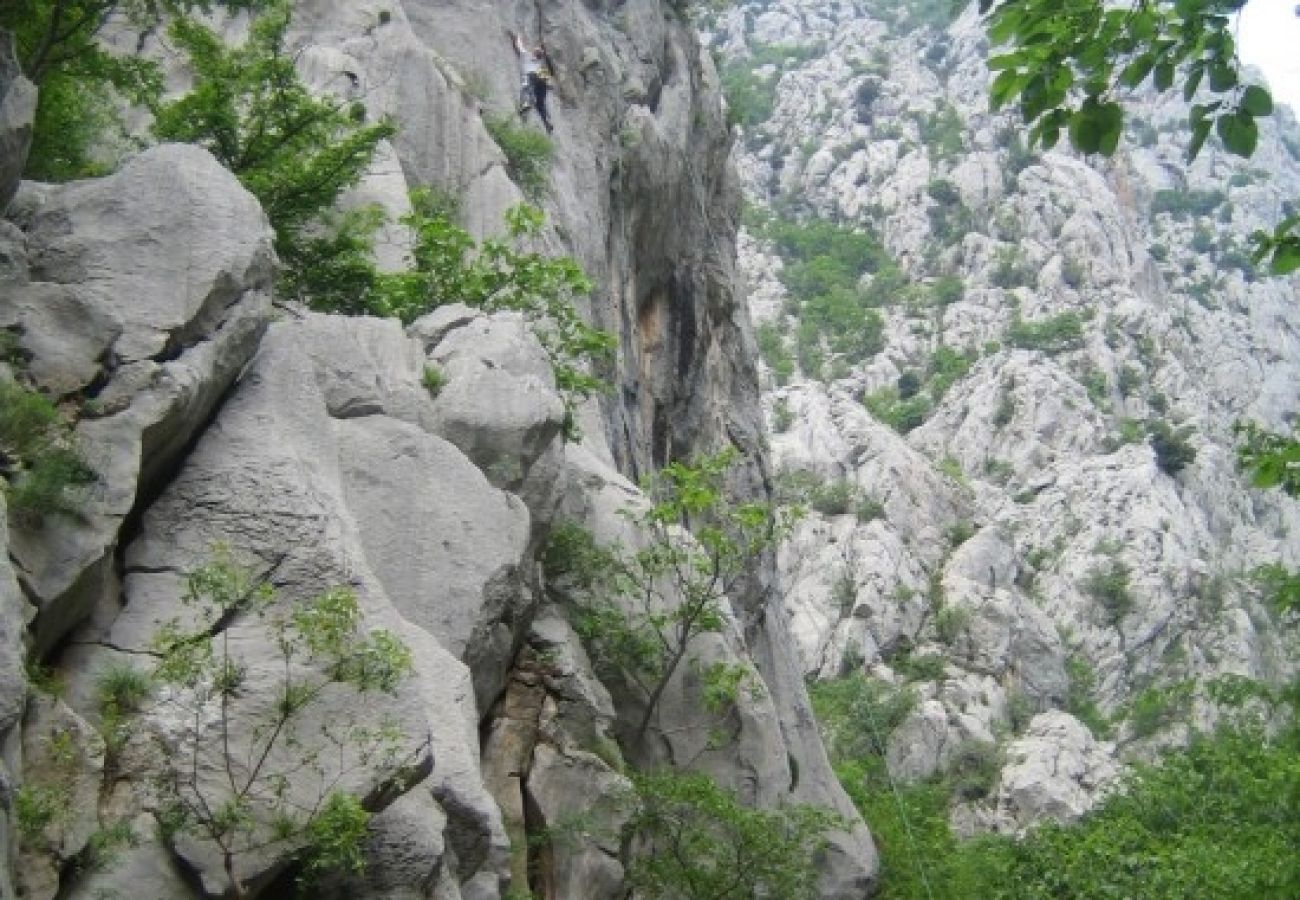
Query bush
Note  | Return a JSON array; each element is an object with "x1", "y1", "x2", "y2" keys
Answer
[
  {"x1": 756, "y1": 322, "x2": 795, "y2": 385},
  {"x1": 945, "y1": 520, "x2": 975, "y2": 547},
  {"x1": 949, "y1": 741, "x2": 999, "y2": 800},
  {"x1": 421, "y1": 365, "x2": 447, "y2": 398},
  {"x1": 756, "y1": 216, "x2": 896, "y2": 370},
  {"x1": 809, "y1": 674, "x2": 918, "y2": 761},
  {"x1": 928, "y1": 274, "x2": 965, "y2": 306},
  {"x1": 771, "y1": 397, "x2": 794, "y2": 433},
  {"x1": 1081, "y1": 558, "x2": 1134, "y2": 623},
  {"x1": 1150, "y1": 188, "x2": 1226, "y2": 220},
  {"x1": 153, "y1": 4, "x2": 395, "y2": 300},
  {"x1": 483, "y1": 115, "x2": 554, "y2": 198},
  {"x1": 856, "y1": 495, "x2": 886, "y2": 523},
  {"x1": 624, "y1": 770, "x2": 839, "y2": 900},
  {"x1": 1149, "y1": 421, "x2": 1197, "y2": 475},
  {"x1": 1007, "y1": 311, "x2": 1085, "y2": 353},
  {"x1": 918, "y1": 102, "x2": 965, "y2": 160},
  {"x1": 864, "y1": 388, "x2": 932, "y2": 434},
  {"x1": 893, "y1": 651, "x2": 946, "y2": 682},
  {"x1": 0, "y1": 378, "x2": 95, "y2": 521},
  {"x1": 809, "y1": 478, "x2": 858, "y2": 516},
  {"x1": 1127, "y1": 681, "x2": 1195, "y2": 739},
  {"x1": 990, "y1": 246, "x2": 1035, "y2": 289}
]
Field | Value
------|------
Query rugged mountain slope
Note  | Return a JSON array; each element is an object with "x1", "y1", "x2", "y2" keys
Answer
[
  {"x1": 714, "y1": 0, "x2": 1300, "y2": 833},
  {"x1": 0, "y1": 3, "x2": 877, "y2": 898}
]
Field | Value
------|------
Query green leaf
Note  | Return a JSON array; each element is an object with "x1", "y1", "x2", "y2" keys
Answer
[
  {"x1": 1153, "y1": 60, "x2": 1175, "y2": 91},
  {"x1": 1187, "y1": 117, "x2": 1212, "y2": 161},
  {"x1": 1183, "y1": 63, "x2": 1204, "y2": 100},
  {"x1": 1272, "y1": 242, "x2": 1300, "y2": 276},
  {"x1": 1216, "y1": 110, "x2": 1258, "y2": 158},
  {"x1": 1068, "y1": 99, "x2": 1123, "y2": 156},
  {"x1": 1208, "y1": 61, "x2": 1238, "y2": 92},
  {"x1": 1240, "y1": 84, "x2": 1273, "y2": 117},
  {"x1": 990, "y1": 69, "x2": 1026, "y2": 110},
  {"x1": 1119, "y1": 53, "x2": 1156, "y2": 88}
]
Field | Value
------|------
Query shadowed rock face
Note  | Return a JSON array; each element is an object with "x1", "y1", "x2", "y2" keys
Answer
[{"x1": 1, "y1": 2, "x2": 880, "y2": 898}]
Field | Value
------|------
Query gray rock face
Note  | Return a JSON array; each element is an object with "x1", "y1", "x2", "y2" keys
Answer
[
  {"x1": 722, "y1": 0, "x2": 1300, "y2": 831},
  {"x1": 1, "y1": 144, "x2": 275, "y2": 655},
  {"x1": 3, "y1": 2, "x2": 883, "y2": 898},
  {"x1": 0, "y1": 30, "x2": 35, "y2": 212}
]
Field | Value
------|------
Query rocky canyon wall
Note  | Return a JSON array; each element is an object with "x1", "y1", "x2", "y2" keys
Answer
[{"x1": 0, "y1": 2, "x2": 876, "y2": 898}]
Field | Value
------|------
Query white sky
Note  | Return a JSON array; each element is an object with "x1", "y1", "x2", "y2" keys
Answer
[{"x1": 1238, "y1": 0, "x2": 1300, "y2": 115}]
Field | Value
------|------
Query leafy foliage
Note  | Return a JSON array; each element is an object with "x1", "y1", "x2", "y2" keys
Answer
[
  {"x1": 1235, "y1": 422, "x2": 1300, "y2": 497},
  {"x1": 1148, "y1": 420, "x2": 1197, "y2": 475},
  {"x1": 377, "y1": 199, "x2": 614, "y2": 437},
  {"x1": 718, "y1": 43, "x2": 823, "y2": 132},
  {"x1": 814, "y1": 665, "x2": 1300, "y2": 899},
  {"x1": 1006, "y1": 311, "x2": 1084, "y2": 353},
  {"x1": 151, "y1": 1, "x2": 394, "y2": 298},
  {"x1": 548, "y1": 451, "x2": 794, "y2": 742},
  {"x1": 754, "y1": 215, "x2": 901, "y2": 375},
  {"x1": 0, "y1": 377, "x2": 95, "y2": 521},
  {"x1": 3, "y1": 0, "x2": 254, "y2": 177},
  {"x1": 148, "y1": 550, "x2": 422, "y2": 898},
  {"x1": 1252, "y1": 562, "x2": 1300, "y2": 617},
  {"x1": 1080, "y1": 557, "x2": 1133, "y2": 623},
  {"x1": 623, "y1": 770, "x2": 839, "y2": 900},
  {"x1": 483, "y1": 115, "x2": 554, "y2": 198},
  {"x1": 979, "y1": 0, "x2": 1298, "y2": 274}
]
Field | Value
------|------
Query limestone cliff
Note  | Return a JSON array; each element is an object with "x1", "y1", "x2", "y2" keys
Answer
[
  {"x1": 715, "y1": 0, "x2": 1300, "y2": 835},
  {"x1": 0, "y1": 2, "x2": 876, "y2": 898}
]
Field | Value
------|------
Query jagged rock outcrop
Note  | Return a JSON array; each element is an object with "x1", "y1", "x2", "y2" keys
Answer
[
  {"x1": 2, "y1": 1, "x2": 879, "y2": 897},
  {"x1": 717, "y1": 0, "x2": 1300, "y2": 832},
  {"x1": 3, "y1": 144, "x2": 276, "y2": 657}
]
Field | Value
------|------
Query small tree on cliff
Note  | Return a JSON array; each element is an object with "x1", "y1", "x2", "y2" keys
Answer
[
  {"x1": 544, "y1": 450, "x2": 796, "y2": 744},
  {"x1": 135, "y1": 550, "x2": 424, "y2": 897},
  {"x1": 151, "y1": 0, "x2": 394, "y2": 295}
]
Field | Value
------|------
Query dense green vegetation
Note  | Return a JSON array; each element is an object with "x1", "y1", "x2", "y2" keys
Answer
[
  {"x1": 623, "y1": 770, "x2": 838, "y2": 900},
  {"x1": 750, "y1": 214, "x2": 902, "y2": 378},
  {"x1": 151, "y1": 4, "x2": 395, "y2": 302},
  {"x1": 812, "y1": 671, "x2": 1300, "y2": 899},
  {"x1": 3, "y1": 0, "x2": 263, "y2": 179},
  {"x1": 718, "y1": 42, "x2": 823, "y2": 132}
]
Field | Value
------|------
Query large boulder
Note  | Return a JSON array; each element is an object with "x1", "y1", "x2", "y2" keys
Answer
[
  {"x1": 1, "y1": 144, "x2": 275, "y2": 655},
  {"x1": 0, "y1": 29, "x2": 35, "y2": 212},
  {"x1": 64, "y1": 310, "x2": 547, "y2": 895}
]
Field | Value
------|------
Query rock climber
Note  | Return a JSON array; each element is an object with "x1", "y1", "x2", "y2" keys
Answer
[{"x1": 509, "y1": 29, "x2": 555, "y2": 134}]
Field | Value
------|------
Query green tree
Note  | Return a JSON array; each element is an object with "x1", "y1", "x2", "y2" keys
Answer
[
  {"x1": 372, "y1": 198, "x2": 615, "y2": 437},
  {"x1": 546, "y1": 450, "x2": 795, "y2": 743},
  {"x1": 2, "y1": 0, "x2": 260, "y2": 179},
  {"x1": 978, "y1": 0, "x2": 1298, "y2": 274},
  {"x1": 147, "y1": 550, "x2": 424, "y2": 898},
  {"x1": 151, "y1": 1, "x2": 394, "y2": 297},
  {"x1": 623, "y1": 770, "x2": 839, "y2": 900}
]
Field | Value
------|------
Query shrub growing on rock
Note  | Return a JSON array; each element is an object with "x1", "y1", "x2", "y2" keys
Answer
[
  {"x1": 0, "y1": 378, "x2": 95, "y2": 522},
  {"x1": 623, "y1": 770, "x2": 839, "y2": 900},
  {"x1": 146, "y1": 550, "x2": 425, "y2": 898},
  {"x1": 546, "y1": 450, "x2": 795, "y2": 743},
  {"x1": 152, "y1": 1, "x2": 395, "y2": 303}
]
